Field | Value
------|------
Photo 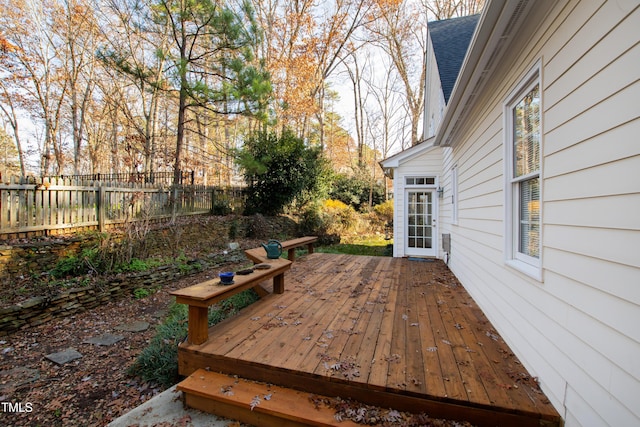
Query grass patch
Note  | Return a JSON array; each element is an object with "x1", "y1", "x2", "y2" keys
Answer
[
  {"x1": 316, "y1": 235, "x2": 393, "y2": 257},
  {"x1": 127, "y1": 289, "x2": 260, "y2": 387}
]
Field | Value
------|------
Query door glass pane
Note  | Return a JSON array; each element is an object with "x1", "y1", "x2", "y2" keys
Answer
[{"x1": 407, "y1": 191, "x2": 433, "y2": 249}]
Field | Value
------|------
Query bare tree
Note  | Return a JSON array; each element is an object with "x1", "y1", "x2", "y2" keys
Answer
[
  {"x1": 344, "y1": 51, "x2": 370, "y2": 169},
  {"x1": 368, "y1": 0, "x2": 427, "y2": 146},
  {"x1": 57, "y1": 0, "x2": 101, "y2": 174},
  {"x1": 251, "y1": 0, "x2": 376, "y2": 146},
  {"x1": 0, "y1": 2, "x2": 67, "y2": 174},
  {"x1": 365, "y1": 53, "x2": 404, "y2": 160},
  {"x1": 422, "y1": 0, "x2": 485, "y2": 20},
  {"x1": 99, "y1": 0, "x2": 172, "y2": 177},
  {"x1": 0, "y1": 80, "x2": 26, "y2": 176}
]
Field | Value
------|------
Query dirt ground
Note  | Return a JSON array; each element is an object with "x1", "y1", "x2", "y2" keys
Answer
[{"x1": 0, "y1": 265, "x2": 226, "y2": 427}]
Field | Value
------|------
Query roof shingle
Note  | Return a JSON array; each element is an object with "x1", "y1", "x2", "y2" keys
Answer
[{"x1": 429, "y1": 14, "x2": 480, "y2": 104}]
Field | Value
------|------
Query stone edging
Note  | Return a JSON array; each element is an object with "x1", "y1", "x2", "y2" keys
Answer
[{"x1": 0, "y1": 252, "x2": 245, "y2": 336}]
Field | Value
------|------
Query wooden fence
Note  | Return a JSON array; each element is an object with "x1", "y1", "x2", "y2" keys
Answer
[
  {"x1": 36, "y1": 171, "x2": 194, "y2": 186},
  {"x1": 0, "y1": 177, "x2": 246, "y2": 239}
]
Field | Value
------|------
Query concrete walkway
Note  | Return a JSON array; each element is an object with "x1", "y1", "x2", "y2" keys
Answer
[{"x1": 107, "y1": 385, "x2": 244, "y2": 427}]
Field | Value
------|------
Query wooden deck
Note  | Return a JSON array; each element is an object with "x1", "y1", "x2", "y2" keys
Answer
[{"x1": 178, "y1": 254, "x2": 561, "y2": 426}]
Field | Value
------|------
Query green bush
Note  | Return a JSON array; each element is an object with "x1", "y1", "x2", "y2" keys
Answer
[
  {"x1": 212, "y1": 200, "x2": 232, "y2": 215},
  {"x1": 298, "y1": 200, "x2": 358, "y2": 244},
  {"x1": 236, "y1": 129, "x2": 331, "y2": 215},
  {"x1": 329, "y1": 170, "x2": 385, "y2": 211},
  {"x1": 51, "y1": 247, "x2": 102, "y2": 278},
  {"x1": 50, "y1": 255, "x2": 82, "y2": 278},
  {"x1": 128, "y1": 289, "x2": 260, "y2": 387}
]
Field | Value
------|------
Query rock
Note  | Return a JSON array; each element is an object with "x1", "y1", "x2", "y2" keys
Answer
[
  {"x1": 46, "y1": 348, "x2": 83, "y2": 365},
  {"x1": 114, "y1": 321, "x2": 150, "y2": 332},
  {"x1": 19, "y1": 296, "x2": 49, "y2": 309},
  {"x1": 83, "y1": 333, "x2": 124, "y2": 346},
  {"x1": 0, "y1": 367, "x2": 40, "y2": 392},
  {"x1": 228, "y1": 242, "x2": 240, "y2": 250}
]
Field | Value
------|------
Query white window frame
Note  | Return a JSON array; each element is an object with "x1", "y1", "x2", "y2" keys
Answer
[
  {"x1": 504, "y1": 62, "x2": 542, "y2": 281},
  {"x1": 405, "y1": 176, "x2": 437, "y2": 187}
]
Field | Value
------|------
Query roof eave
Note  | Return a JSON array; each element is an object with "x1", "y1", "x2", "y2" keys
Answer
[
  {"x1": 434, "y1": 0, "x2": 545, "y2": 147},
  {"x1": 379, "y1": 137, "x2": 437, "y2": 171}
]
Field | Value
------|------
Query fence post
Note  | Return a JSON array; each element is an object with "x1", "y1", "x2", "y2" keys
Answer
[{"x1": 97, "y1": 185, "x2": 105, "y2": 232}]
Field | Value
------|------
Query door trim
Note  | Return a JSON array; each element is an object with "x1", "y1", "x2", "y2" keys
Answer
[{"x1": 404, "y1": 188, "x2": 438, "y2": 257}]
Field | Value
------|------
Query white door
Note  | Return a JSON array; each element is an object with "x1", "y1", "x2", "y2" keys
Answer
[{"x1": 405, "y1": 190, "x2": 437, "y2": 257}]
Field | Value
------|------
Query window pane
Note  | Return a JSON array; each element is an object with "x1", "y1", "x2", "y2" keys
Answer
[
  {"x1": 519, "y1": 177, "x2": 540, "y2": 258},
  {"x1": 513, "y1": 84, "x2": 540, "y2": 177}
]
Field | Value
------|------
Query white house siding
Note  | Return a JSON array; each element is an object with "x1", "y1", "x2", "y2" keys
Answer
[
  {"x1": 423, "y1": 33, "x2": 446, "y2": 140},
  {"x1": 437, "y1": 1, "x2": 639, "y2": 426},
  {"x1": 391, "y1": 147, "x2": 443, "y2": 258}
]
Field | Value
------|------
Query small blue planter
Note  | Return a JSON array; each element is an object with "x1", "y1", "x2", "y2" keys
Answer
[{"x1": 219, "y1": 272, "x2": 235, "y2": 285}]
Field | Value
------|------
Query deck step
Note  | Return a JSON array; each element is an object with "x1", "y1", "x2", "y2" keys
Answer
[{"x1": 177, "y1": 369, "x2": 360, "y2": 427}]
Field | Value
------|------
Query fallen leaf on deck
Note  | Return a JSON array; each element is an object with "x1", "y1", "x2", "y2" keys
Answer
[{"x1": 250, "y1": 395, "x2": 261, "y2": 410}]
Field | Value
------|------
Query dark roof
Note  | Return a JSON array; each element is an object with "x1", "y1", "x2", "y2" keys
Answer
[{"x1": 429, "y1": 14, "x2": 480, "y2": 104}]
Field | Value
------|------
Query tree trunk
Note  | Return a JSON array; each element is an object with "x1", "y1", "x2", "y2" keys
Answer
[{"x1": 174, "y1": 84, "x2": 187, "y2": 185}]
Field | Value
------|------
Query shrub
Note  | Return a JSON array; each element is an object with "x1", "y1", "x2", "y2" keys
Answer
[
  {"x1": 128, "y1": 289, "x2": 260, "y2": 387},
  {"x1": 329, "y1": 171, "x2": 385, "y2": 211},
  {"x1": 322, "y1": 199, "x2": 358, "y2": 233},
  {"x1": 212, "y1": 200, "x2": 232, "y2": 215},
  {"x1": 298, "y1": 200, "x2": 358, "y2": 244},
  {"x1": 51, "y1": 247, "x2": 102, "y2": 278},
  {"x1": 374, "y1": 200, "x2": 394, "y2": 222},
  {"x1": 236, "y1": 130, "x2": 331, "y2": 215},
  {"x1": 50, "y1": 255, "x2": 83, "y2": 278},
  {"x1": 229, "y1": 219, "x2": 239, "y2": 240}
]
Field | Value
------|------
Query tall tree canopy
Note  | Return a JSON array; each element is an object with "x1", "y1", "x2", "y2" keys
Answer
[{"x1": 0, "y1": 0, "x2": 483, "y2": 186}]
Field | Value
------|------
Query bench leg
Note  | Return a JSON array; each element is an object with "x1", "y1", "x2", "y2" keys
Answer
[
  {"x1": 307, "y1": 243, "x2": 314, "y2": 254},
  {"x1": 287, "y1": 248, "x2": 296, "y2": 261},
  {"x1": 273, "y1": 273, "x2": 285, "y2": 294},
  {"x1": 188, "y1": 306, "x2": 209, "y2": 345}
]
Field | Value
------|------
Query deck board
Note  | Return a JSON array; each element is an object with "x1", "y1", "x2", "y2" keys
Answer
[{"x1": 178, "y1": 254, "x2": 561, "y2": 426}]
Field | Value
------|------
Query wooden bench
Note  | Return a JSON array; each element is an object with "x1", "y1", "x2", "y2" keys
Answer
[
  {"x1": 171, "y1": 237, "x2": 316, "y2": 346},
  {"x1": 245, "y1": 236, "x2": 318, "y2": 263},
  {"x1": 171, "y1": 257, "x2": 292, "y2": 345},
  {"x1": 281, "y1": 236, "x2": 318, "y2": 261}
]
